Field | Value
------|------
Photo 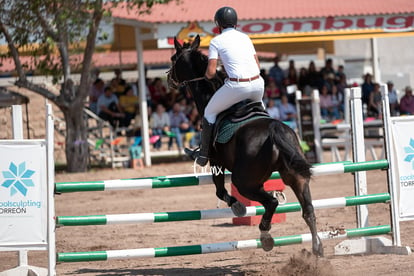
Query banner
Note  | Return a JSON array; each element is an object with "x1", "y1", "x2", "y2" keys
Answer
[
  {"x1": 390, "y1": 116, "x2": 414, "y2": 220},
  {"x1": 0, "y1": 140, "x2": 47, "y2": 249}
]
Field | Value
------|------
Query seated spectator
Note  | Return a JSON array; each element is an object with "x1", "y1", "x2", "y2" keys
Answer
[
  {"x1": 331, "y1": 85, "x2": 343, "y2": 119},
  {"x1": 319, "y1": 85, "x2": 340, "y2": 121},
  {"x1": 387, "y1": 81, "x2": 399, "y2": 116},
  {"x1": 335, "y1": 65, "x2": 346, "y2": 85},
  {"x1": 149, "y1": 77, "x2": 167, "y2": 107},
  {"x1": 112, "y1": 69, "x2": 127, "y2": 96},
  {"x1": 368, "y1": 83, "x2": 382, "y2": 118},
  {"x1": 361, "y1": 73, "x2": 374, "y2": 108},
  {"x1": 265, "y1": 77, "x2": 282, "y2": 104},
  {"x1": 89, "y1": 78, "x2": 105, "y2": 114},
  {"x1": 150, "y1": 104, "x2": 170, "y2": 150},
  {"x1": 266, "y1": 99, "x2": 280, "y2": 120},
  {"x1": 187, "y1": 105, "x2": 201, "y2": 148},
  {"x1": 97, "y1": 86, "x2": 125, "y2": 128},
  {"x1": 279, "y1": 94, "x2": 297, "y2": 130},
  {"x1": 168, "y1": 102, "x2": 191, "y2": 151},
  {"x1": 119, "y1": 86, "x2": 139, "y2": 127},
  {"x1": 399, "y1": 86, "x2": 414, "y2": 115}
]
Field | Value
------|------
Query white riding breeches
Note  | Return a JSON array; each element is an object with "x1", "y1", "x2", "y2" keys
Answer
[{"x1": 204, "y1": 77, "x2": 265, "y2": 124}]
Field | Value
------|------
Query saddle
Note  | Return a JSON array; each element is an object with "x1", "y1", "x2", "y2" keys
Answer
[{"x1": 213, "y1": 100, "x2": 270, "y2": 144}]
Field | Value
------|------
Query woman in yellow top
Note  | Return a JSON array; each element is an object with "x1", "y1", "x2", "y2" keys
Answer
[{"x1": 119, "y1": 86, "x2": 139, "y2": 127}]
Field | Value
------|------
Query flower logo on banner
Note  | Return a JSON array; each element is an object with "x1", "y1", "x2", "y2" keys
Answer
[
  {"x1": 1, "y1": 162, "x2": 35, "y2": 196},
  {"x1": 403, "y1": 138, "x2": 414, "y2": 170}
]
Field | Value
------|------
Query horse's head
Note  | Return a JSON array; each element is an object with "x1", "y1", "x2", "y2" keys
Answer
[
  {"x1": 168, "y1": 35, "x2": 207, "y2": 88},
  {"x1": 167, "y1": 35, "x2": 217, "y2": 116}
]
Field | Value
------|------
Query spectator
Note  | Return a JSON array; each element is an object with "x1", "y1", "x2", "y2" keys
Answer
[
  {"x1": 319, "y1": 58, "x2": 335, "y2": 78},
  {"x1": 279, "y1": 94, "x2": 297, "y2": 130},
  {"x1": 399, "y1": 86, "x2": 414, "y2": 115},
  {"x1": 330, "y1": 85, "x2": 343, "y2": 120},
  {"x1": 168, "y1": 102, "x2": 191, "y2": 151},
  {"x1": 112, "y1": 69, "x2": 127, "y2": 94},
  {"x1": 361, "y1": 73, "x2": 374, "y2": 107},
  {"x1": 335, "y1": 65, "x2": 346, "y2": 84},
  {"x1": 266, "y1": 99, "x2": 280, "y2": 120},
  {"x1": 187, "y1": 105, "x2": 202, "y2": 148},
  {"x1": 319, "y1": 85, "x2": 339, "y2": 121},
  {"x1": 150, "y1": 104, "x2": 170, "y2": 150},
  {"x1": 368, "y1": 83, "x2": 382, "y2": 118},
  {"x1": 285, "y1": 59, "x2": 298, "y2": 86},
  {"x1": 89, "y1": 78, "x2": 105, "y2": 114},
  {"x1": 336, "y1": 74, "x2": 348, "y2": 97},
  {"x1": 298, "y1": 67, "x2": 311, "y2": 96},
  {"x1": 387, "y1": 81, "x2": 399, "y2": 116},
  {"x1": 97, "y1": 86, "x2": 125, "y2": 128},
  {"x1": 265, "y1": 77, "x2": 282, "y2": 104},
  {"x1": 119, "y1": 86, "x2": 139, "y2": 127},
  {"x1": 149, "y1": 77, "x2": 167, "y2": 107},
  {"x1": 307, "y1": 61, "x2": 321, "y2": 89},
  {"x1": 268, "y1": 55, "x2": 284, "y2": 90}
]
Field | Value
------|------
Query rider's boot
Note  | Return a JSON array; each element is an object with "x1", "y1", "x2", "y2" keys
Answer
[{"x1": 184, "y1": 118, "x2": 214, "y2": 166}]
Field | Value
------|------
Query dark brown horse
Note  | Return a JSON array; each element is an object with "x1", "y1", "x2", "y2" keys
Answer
[{"x1": 168, "y1": 35, "x2": 323, "y2": 255}]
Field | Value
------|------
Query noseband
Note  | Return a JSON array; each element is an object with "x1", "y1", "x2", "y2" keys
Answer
[{"x1": 167, "y1": 49, "x2": 205, "y2": 90}]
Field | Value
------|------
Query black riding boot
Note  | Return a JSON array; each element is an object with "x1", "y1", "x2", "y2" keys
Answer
[{"x1": 184, "y1": 118, "x2": 214, "y2": 166}]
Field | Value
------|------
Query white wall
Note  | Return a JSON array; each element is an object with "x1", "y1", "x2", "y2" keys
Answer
[{"x1": 334, "y1": 36, "x2": 414, "y2": 91}]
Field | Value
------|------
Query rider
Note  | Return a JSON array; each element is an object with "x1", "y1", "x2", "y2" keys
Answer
[{"x1": 186, "y1": 6, "x2": 265, "y2": 166}]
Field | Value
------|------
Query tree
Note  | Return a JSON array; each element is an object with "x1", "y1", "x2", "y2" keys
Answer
[{"x1": 0, "y1": 0, "x2": 174, "y2": 172}]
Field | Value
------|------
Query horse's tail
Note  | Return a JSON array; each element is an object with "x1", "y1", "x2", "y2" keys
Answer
[{"x1": 269, "y1": 120, "x2": 312, "y2": 179}]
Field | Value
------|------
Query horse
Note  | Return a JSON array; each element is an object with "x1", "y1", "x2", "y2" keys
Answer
[{"x1": 167, "y1": 35, "x2": 323, "y2": 256}]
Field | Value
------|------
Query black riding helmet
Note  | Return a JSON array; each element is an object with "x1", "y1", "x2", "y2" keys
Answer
[{"x1": 214, "y1": 7, "x2": 237, "y2": 29}]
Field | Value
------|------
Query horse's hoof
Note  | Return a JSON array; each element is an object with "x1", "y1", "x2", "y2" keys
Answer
[
  {"x1": 231, "y1": 201, "x2": 246, "y2": 217},
  {"x1": 313, "y1": 244, "x2": 324, "y2": 257},
  {"x1": 260, "y1": 232, "x2": 274, "y2": 252}
]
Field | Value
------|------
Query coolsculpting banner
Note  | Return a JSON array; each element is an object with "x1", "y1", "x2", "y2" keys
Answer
[
  {"x1": 390, "y1": 117, "x2": 414, "y2": 220},
  {"x1": 0, "y1": 141, "x2": 47, "y2": 249}
]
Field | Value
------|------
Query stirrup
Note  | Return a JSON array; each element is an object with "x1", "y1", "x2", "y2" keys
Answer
[
  {"x1": 196, "y1": 155, "x2": 209, "y2": 167},
  {"x1": 184, "y1": 147, "x2": 200, "y2": 160}
]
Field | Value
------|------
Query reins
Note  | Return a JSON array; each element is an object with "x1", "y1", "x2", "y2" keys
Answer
[{"x1": 167, "y1": 48, "x2": 205, "y2": 89}]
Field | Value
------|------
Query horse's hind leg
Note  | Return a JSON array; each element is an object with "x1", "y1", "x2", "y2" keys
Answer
[
  {"x1": 236, "y1": 185, "x2": 278, "y2": 252},
  {"x1": 283, "y1": 173, "x2": 324, "y2": 256},
  {"x1": 211, "y1": 164, "x2": 246, "y2": 217}
]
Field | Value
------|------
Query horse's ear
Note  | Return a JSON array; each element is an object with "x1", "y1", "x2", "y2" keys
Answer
[
  {"x1": 174, "y1": 37, "x2": 182, "y2": 51},
  {"x1": 191, "y1": 35, "x2": 200, "y2": 50}
]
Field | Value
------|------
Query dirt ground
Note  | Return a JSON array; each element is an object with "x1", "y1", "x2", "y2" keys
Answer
[{"x1": 1, "y1": 158, "x2": 414, "y2": 276}]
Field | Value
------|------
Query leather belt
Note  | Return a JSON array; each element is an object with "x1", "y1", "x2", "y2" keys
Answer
[{"x1": 228, "y1": 75, "x2": 260, "y2": 82}]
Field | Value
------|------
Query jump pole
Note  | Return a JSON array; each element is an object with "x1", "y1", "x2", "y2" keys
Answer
[
  {"x1": 55, "y1": 159, "x2": 389, "y2": 193},
  {"x1": 56, "y1": 193, "x2": 391, "y2": 226},
  {"x1": 57, "y1": 225, "x2": 391, "y2": 262}
]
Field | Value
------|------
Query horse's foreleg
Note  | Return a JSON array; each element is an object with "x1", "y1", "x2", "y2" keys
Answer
[
  {"x1": 211, "y1": 165, "x2": 246, "y2": 217},
  {"x1": 288, "y1": 176, "x2": 324, "y2": 257}
]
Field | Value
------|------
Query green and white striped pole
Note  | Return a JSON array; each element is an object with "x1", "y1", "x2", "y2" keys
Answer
[
  {"x1": 56, "y1": 193, "x2": 390, "y2": 226},
  {"x1": 55, "y1": 160, "x2": 389, "y2": 193},
  {"x1": 57, "y1": 225, "x2": 391, "y2": 262}
]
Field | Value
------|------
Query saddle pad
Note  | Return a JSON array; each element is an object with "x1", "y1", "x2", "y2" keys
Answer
[{"x1": 216, "y1": 116, "x2": 269, "y2": 144}]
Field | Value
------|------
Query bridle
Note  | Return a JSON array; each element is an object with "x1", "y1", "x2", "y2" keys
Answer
[{"x1": 167, "y1": 48, "x2": 205, "y2": 90}]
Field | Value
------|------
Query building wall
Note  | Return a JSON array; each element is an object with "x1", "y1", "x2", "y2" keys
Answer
[{"x1": 335, "y1": 36, "x2": 414, "y2": 91}]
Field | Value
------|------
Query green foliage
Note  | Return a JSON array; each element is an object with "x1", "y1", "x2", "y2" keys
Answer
[{"x1": 0, "y1": 0, "x2": 175, "y2": 83}]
